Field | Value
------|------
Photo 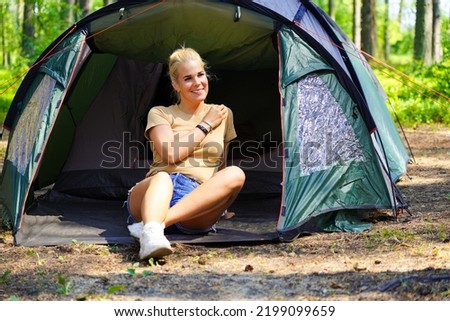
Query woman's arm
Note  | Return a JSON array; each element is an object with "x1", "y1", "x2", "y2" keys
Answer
[
  {"x1": 148, "y1": 124, "x2": 206, "y2": 165},
  {"x1": 149, "y1": 105, "x2": 227, "y2": 165},
  {"x1": 218, "y1": 141, "x2": 230, "y2": 171}
]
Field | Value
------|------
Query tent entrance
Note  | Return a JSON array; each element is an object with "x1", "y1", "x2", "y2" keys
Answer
[
  {"x1": 15, "y1": 53, "x2": 284, "y2": 246},
  {"x1": 11, "y1": 0, "x2": 286, "y2": 246}
]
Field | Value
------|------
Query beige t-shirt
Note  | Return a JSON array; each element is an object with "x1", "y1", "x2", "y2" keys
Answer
[{"x1": 145, "y1": 104, "x2": 237, "y2": 183}]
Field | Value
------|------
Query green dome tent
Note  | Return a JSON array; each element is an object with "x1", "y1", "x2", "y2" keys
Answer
[{"x1": 0, "y1": 0, "x2": 409, "y2": 246}]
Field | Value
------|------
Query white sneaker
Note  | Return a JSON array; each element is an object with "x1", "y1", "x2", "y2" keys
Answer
[
  {"x1": 139, "y1": 222, "x2": 173, "y2": 260},
  {"x1": 128, "y1": 222, "x2": 143, "y2": 239}
]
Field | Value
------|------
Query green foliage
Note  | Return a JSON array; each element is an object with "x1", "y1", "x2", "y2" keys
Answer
[
  {"x1": 315, "y1": 0, "x2": 354, "y2": 36},
  {"x1": 0, "y1": 0, "x2": 110, "y2": 125},
  {"x1": 107, "y1": 284, "x2": 125, "y2": 295},
  {"x1": 0, "y1": 269, "x2": 12, "y2": 283},
  {"x1": 0, "y1": 1, "x2": 449, "y2": 129},
  {"x1": 0, "y1": 69, "x2": 20, "y2": 124},
  {"x1": 0, "y1": 3, "x2": 21, "y2": 66},
  {"x1": 376, "y1": 56, "x2": 450, "y2": 126},
  {"x1": 32, "y1": 2, "x2": 79, "y2": 62},
  {"x1": 56, "y1": 273, "x2": 72, "y2": 295},
  {"x1": 127, "y1": 262, "x2": 154, "y2": 277},
  {"x1": 20, "y1": 0, "x2": 107, "y2": 63},
  {"x1": 390, "y1": 30, "x2": 415, "y2": 56}
]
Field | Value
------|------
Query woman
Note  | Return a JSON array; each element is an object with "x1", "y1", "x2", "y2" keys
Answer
[{"x1": 127, "y1": 47, "x2": 246, "y2": 260}]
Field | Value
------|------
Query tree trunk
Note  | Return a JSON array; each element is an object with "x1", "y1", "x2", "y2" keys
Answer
[
  {"x1": 328, "y1": 0, "x2": 335, "y2": 21},
  {"x1": 353, "y1": 0, "x2": 361, "y2": 48},
  {"x1": 398, "y1": 0, "x2": 404, "y2": 25},
  {"x1": 0, "y1": 2, "x2": 8, "y2": 66},
  {"x1": 78, "y1": 0, "x2": 93, "y2": 18},
  {"x1": 61, "y1": 0, "x2": 76, "y2": 25},
  {"x1": 383, "y1": 0, "x2": 390, "y2": 61},
  {"x1": 414, "y1": 0, "x2": 433, "y2": 65},
  {"x1": 361, "y1": 0, "x2": 377, "y2": 58},
  {"x1": 432, "y1": 0, "x2": 442, "y2": 63},
  {"x1": 21, "y1": 0, "x2": 35, "y2": 58}
]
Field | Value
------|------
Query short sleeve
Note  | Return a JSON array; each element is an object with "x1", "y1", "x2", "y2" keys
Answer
[
  {"x1": 145, "y1": 107, "x2": 172, "y2": 140},
  {"x1": 224, "y1": 107, "x2": 237, "y2": 143}
]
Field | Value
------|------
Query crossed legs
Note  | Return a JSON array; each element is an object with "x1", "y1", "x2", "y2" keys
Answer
[
  {"x1": 128, "y1": 166, "x2": 245, "y2": 258},
  {"x1": 129, "y1": 166, "x2": 245, "y2": 229}
]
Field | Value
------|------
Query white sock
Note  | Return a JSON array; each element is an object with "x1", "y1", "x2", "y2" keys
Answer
[{"x1": 143, "y1": 221, "x2": 163, "y2": 231}]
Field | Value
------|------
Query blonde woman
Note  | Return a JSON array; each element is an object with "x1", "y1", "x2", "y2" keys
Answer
[{"x1": 126, "y1": 48, "x2": 245, "y2": 260}]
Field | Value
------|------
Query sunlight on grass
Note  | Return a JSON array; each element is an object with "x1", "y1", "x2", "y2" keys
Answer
[
  {"x1": 364, "y1": 227, "x2": 416, "y2": 249},
  {"x1": 0, "y1": 141, "x2": 6, "y2": 159}
]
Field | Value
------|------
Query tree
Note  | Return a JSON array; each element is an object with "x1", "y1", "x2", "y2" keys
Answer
[
  {"x1": 78, "y1": 0, "x2": 93, "y2": 18},
  {"x1": 432, "y1": 0, "x2": 443, "y2": 63},
  {"x1": 361, "y1": 0, "x2": 377, "y2": 58},
  {"x1": 21, "y1": 0, "x2": 35, "y2": 58},
  {"x1": 353, "y1": 0, "x2": 361, "y2": 48},
  {"x1": 398, "y1": 0, "x2": 404, "y2": 25},
  {"x1": 0, "y1": 2, "x2": 8, "y2": 66},
  {"x1": 383, "y1": 0, "x2": 390, "y2": 61},
  {"x1": 61, "y1": 0, "x2": 77, "y2": 25},
  {"x1": 414, "y1": 0, "x2": 433, "y2": 65},
  {"x1": 328, "y1": 0, "x2": 336, "y2": 21}
]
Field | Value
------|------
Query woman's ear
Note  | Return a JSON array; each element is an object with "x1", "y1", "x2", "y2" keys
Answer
[{"x1": 171, "y1": 81, "x2": 179, "y2": 93}]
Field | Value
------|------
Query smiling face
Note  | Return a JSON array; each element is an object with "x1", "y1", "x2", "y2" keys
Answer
[{"x1": 172, "y1": 59, "x2": 209, "y2": 107}]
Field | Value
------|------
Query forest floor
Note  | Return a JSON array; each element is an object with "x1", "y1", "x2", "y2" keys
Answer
[{"x1": 0, "y1": 125, "x2": 449, "y2": 301}]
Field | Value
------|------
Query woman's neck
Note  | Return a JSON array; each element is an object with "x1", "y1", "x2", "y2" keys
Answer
[{"x1": 177, "y1": 101, "x2": 205, "y2": 115}]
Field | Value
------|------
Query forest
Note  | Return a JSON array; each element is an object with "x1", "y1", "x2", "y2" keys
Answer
[{"x1": 0, "y1": 0, "x2": 449, "y2": 126}]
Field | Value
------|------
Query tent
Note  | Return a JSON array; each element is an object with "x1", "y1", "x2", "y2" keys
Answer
[{"x1": 0, "y1": 0, "x2": 409, "y2": 246}]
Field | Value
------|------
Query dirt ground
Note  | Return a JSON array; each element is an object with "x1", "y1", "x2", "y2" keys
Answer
[{"x1": 0, "y1": 125, "x2": 449, "y2": 301}]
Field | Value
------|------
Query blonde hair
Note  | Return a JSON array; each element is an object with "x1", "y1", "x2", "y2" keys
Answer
[{"x1": 168, "y1": 47, "x2": 207, "y2": 84}]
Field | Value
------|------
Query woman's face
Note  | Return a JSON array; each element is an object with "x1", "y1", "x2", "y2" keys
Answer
[{"x1": 173, "y1": 60, "x2": 208, "y2": 105}]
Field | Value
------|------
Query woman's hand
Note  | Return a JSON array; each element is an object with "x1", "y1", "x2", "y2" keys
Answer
[{"x1": 202, "y1": 104, "x2": 227, "y2": 129}]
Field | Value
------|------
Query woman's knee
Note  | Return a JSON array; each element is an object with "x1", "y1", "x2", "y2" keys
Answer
[
  {"x1": 129, "y1": 172, "x2": 172, "y2": 214},
  {"x1": 223, "y1": 166, "x2": 246, "y2": 190},
  {"x1": 151, "y1": 171, "x2": 172, "y2": 185}
]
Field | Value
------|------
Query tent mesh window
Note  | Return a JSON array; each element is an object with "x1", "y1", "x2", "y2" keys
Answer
[{"x1": 296, "y1": 74, "x2": 364, "y2": 176}]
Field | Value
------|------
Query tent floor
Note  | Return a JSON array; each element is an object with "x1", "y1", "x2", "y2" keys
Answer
[{"x1": 14, "y1": 194, "x2": 281, "y2": 247}]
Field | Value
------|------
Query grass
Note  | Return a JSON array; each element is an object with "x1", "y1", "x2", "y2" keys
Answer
[
  {"x1": 0, "y1": 141, "x2": 6, "y2": 159},
  {"x1": 56, "y1": 274, "x2": 72, "y2": 295},
  {"x1": 0, "y1": 269, "x2": 12, "y2": 284},
  {"x1": 423, "y1": 223, "x2": 450, "y2": 243},
  {"x1": 364, "y1": 227, "x2": 416, "y2": 249}
]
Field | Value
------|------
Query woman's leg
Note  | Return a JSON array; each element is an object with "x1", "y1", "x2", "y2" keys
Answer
[
  {"x1": 164, "y1": 166, "x2": 245, "y2": 230},
  {"x1": 128, "y1": 172, "x2": 174, "y2": 260},
  {"x1": 127, "y1": 166, "x2": 244, "y2": 259},
  {"x1": 128, "y1": 171, "x2": 173, "y2": 225}
]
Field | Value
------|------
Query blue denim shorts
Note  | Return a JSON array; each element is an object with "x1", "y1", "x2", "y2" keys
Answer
[
  {"x1": 125, "y1": 173, "x2": 213, "y2": 235},
  {"x1": 168, "y1": 173, "x2": 200, "y2": 207}
]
